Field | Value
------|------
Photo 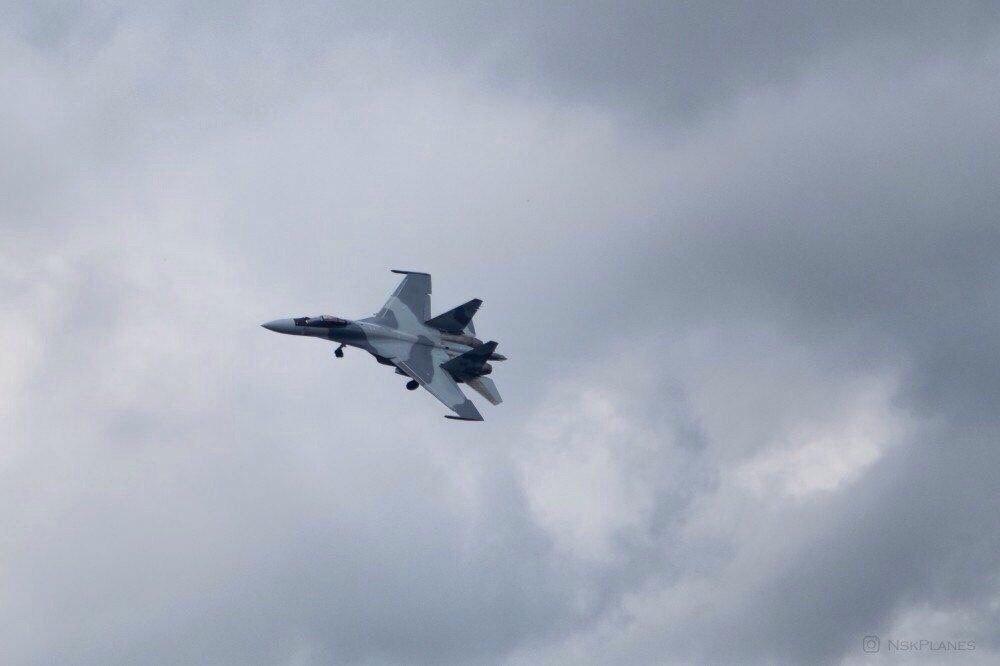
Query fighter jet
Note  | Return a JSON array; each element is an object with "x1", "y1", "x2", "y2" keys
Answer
[{"x1": 262, "y1": 270, "x2": 505, "y2": 421}]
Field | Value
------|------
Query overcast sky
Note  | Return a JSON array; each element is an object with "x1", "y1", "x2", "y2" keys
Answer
[{"x1": 3, "y1": 2, "x2": 1000, "y2": 664}]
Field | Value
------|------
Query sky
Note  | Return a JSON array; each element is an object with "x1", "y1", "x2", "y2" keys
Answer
[{"x1": 2, "y1": 2, "x2": 1000, "y2": 664}]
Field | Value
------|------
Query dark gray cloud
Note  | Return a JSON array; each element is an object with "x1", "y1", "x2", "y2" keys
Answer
[{"x1": 3, "y1": 2, "x2": 1000, "y2": 665}]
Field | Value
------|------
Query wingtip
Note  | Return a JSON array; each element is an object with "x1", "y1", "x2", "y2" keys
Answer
[{"x1": 444, "y1": 415, "x2": 485, "y2": 422}]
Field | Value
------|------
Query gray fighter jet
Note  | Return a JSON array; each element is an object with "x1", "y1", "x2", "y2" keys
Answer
[{"x1": 262, "y1": 270, "x2": 505, "y2": 421}]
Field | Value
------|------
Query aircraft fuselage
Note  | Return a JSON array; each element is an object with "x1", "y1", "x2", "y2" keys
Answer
[{"x1": 261, "y1": 316, "x2": 501, "y2": 360}]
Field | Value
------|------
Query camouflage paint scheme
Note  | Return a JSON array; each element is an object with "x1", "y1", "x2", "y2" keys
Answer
[{"x1": 262, "y1": 270, "x2": 504, "y2": 421}]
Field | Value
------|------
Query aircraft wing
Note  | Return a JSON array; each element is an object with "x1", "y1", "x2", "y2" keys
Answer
[
  {"x1": 375, "y1": 270, "x2": 431, "y2": 328},
  {"x1": 387, "y1": 343, "x2": 483, "y2": 421}
]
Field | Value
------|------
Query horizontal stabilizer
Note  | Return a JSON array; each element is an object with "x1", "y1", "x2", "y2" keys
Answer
[
  {"x1": 467, "y1": 376, "x2": 502, "y2": 405},
  {"x1": 425, "y1": 299, "x2": 482, "y2": 335}
]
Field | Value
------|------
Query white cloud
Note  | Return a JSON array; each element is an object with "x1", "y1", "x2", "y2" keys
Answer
[
  {"x1": 735, "y1": 375, "x2": 904, "y2": 499},
  {"x1": 518, "y1": 386, "x2": 657, "y2": 563},
  {"x1": 3, "y1": 4, "x2": 1000, "y2": 664}
]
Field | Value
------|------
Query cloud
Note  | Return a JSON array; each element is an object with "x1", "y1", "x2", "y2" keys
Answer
[{"x1": 2, "y1": 3, "x2": 1000, "y2": 664}]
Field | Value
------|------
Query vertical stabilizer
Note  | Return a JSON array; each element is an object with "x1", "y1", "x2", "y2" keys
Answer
[{"x1": 425, "y1": 299, "x2": 482, "y2": 334}]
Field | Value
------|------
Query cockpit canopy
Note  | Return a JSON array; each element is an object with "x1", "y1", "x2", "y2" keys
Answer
[{"x1": 293, "y1": 315, "x2": 349, "y2": 328}]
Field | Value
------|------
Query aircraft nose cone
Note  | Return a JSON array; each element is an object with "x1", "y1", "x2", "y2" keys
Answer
[{"x1": 262, "y1": 318, "x2": 296, "y2": 334}]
